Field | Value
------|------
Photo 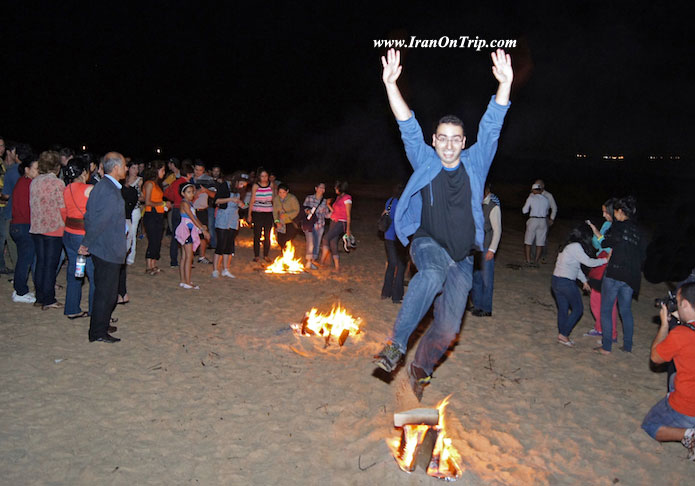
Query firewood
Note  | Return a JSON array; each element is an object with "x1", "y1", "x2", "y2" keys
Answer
[
  {"x1": 394, "y1": 408, "x2": 439, "y2": 427},
  {"x1": 338, "y1": 329, "x2": 350, "y2": 346},
  {"x1": 415, "y1": 427, "x2": 439, "y2": 472}
]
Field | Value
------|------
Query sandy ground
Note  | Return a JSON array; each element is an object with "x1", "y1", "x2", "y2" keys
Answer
[{"x1": 0, "y1": 187, "x2": 691, "y2": 485}]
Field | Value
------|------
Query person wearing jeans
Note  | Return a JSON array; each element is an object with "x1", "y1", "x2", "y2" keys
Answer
[
  {"x1": 597, "y1": 196, "x2": 646, "y2": 354},
  {"x1": 471, "y1": 185, "x2": 501, "y2": 316},
  {"x1": 372, "y1": 47, "x2": 513, "y2": 401},
  {"x1": 381, "y1": 192, "x2": 406, "y2": 303},
  {"x1": 10, "y1": 155, "x2": 39, "y2": 303}
]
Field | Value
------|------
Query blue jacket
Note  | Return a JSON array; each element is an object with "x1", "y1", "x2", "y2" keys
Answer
[
  {"x1": 83, "y1": 177, "x2": 127, "y2": 264},
  {"x1": 393, "y1": 95, "x2": 510, "y2": 249}
]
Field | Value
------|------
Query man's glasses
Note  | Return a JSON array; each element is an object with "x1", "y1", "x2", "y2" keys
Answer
[{"x1": 435, "y1": 134, "x2": 464, "y2": 145}]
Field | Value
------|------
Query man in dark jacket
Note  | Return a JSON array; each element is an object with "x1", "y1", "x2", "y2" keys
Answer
[
  {"x1": 597, "y1": 196, "x2": 647, "y2": 354},
  {"x1": 79, "y1": 152, "x2": 127, "y2": 343}
]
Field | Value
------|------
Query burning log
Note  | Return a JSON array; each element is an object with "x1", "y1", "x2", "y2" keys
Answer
[
  {"x1": 265, "y1": 241, "x2": 304, "y2": 274},
  {"x1": 290, "y1": 304, "x2": 363, "y2": 347},
  {"x1": 388, "y1": 396, "x2": 462, "y2": 481}
]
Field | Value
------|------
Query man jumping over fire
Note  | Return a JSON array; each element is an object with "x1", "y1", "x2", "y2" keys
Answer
[{"x1": 373, "y1": 48, "x2": 513, "y2": 400}]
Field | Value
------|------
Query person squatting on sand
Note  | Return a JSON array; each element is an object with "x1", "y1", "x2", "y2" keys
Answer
[
  {"x1": 551, "y1": 225, "x2": 607, "y2": 347},
  {"x1": 522, "y1": 182, "x2": 550, "y2": 267},
  {"x1": 642, "y1": 282, "x2": 695, "y2": 461},
  {"x1": 175, "y1": 182, "x2": 210, "y2": 290},
  {"x1": 80, "y1": 152, "x2": 127, "y2": 343},
  {"x1": 584, "y1": 198, "x2": 619, "y2": 339},
  {"x1": 372, "y1": 48, "x2": 513, "y2": 401}
]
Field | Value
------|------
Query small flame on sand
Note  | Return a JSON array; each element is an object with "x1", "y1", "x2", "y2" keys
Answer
[
  {"x1": 265, "y1": 241, "x2": 304, "y2": 274},
  {"x1": 239, "y1": 219, "x2": 251, "y2": 228},
  {"x1": 388, "y1": 395, "x2": 462, "y2": 480},
  {"x1": 291, "y1": 304, "x2": 363, "y2": 342}
]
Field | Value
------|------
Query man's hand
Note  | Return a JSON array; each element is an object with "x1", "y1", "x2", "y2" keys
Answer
[
  {"x1": 485, "y1": 250, "x2": 495, "y2": 261},
  {"x1": 660, "y1": 303, "x2": 671, "y2": 326},
  {"x1": 491, "y1": 49, "x2": 513, "y2": 106},
  {"x1": 78, "y1": 245, "x2": 89, "y2": 255},
  {"x1": 491, "y1": 49, "x2": 513, "y2": 85},
  {"x1": 381, "y1": 49, "x2": 403, "y2": 86},
  {"x1": 582, "y1": 281, "x2": 591, "y2": 292}
]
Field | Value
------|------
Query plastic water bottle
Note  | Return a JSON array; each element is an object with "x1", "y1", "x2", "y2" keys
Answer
[{"x1": 75, "y1": 255, "x2": 86, "y2": 278}]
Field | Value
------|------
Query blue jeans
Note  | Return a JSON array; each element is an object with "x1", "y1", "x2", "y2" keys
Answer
[
  {"x1": 32, "y1": 233, "x2": 63, "y2": 305},
  {"x1": 551, "y1": 275, "x2": 584, "y2": 337},
  {"x1": 389, "y1": 237, "x2": 473, "y2": 376},
  {"x1": 303, "y1": 226, "x2": 324, "y2": 261},
  {"x1": 207, "y1": 206, "x2": 217, "y2": 248},
  {"x1": 471, "y1": 250, "x2": 495, "y2": 313},
  {"x1": 10, "y1": 223, "x2": 35, "y2": 296},
  {"x1": 63, "y1": 232, "x2": 95, "y2": 315},
  {"x1": 381, "y1": 239, "x2": 407, "y2": 302},
  {"x1": 0, "y1": 215, "x2": 16, "y2": 269},
  {"x1": 601, "y1": 277, "x2": 634, "y2": 352},
  {"x1": 642, "y1": 389, "x2": 695, "y2": 439}
]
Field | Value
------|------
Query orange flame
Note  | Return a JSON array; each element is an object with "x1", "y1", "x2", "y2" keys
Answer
[
  {"x1": 262, "y1": 227, "x2": 278, "y2": 247},
  {"x1": 291, "y1": 304, "x2": 363, "y2": 344},
  {"x1": 387, "y1": 395, "x2": 462, "y2": 480},
  {"x1": 264, "y1": 241, "x2": 304, "y2": 274},
  {"x1": 239, "y1": 219, "x2": 251, "y2": 228}
]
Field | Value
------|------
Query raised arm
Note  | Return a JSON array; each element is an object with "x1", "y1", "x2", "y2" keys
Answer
[
  {"x1": 381, "y1": 49, "x2": 411, "y2": 121},
  {"x1": 491, "y1": 49, "x2": 513, "y2": 106}
]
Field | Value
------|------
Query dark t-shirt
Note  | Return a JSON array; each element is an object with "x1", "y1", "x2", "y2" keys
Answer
[{"x1": 413, "y1": 164, "x2": 475, "y2": 261}]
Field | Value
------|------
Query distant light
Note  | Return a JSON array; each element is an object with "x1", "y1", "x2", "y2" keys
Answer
[
  {"x1": 155, "y1": 146, "x2": 162, "y2": 155},
  {"x1": 81, "y1": 144, "x2": 87, "y2": 151},
  {"x1": 575, "y1": 153, "x2": 587, "y2": 158},
  {"x1": 617, "y1": 155, "x2": 624, "y2": 160}
]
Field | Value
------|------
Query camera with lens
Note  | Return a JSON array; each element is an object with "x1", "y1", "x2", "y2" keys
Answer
[{"x1": 654, "y1": 291, "x2": 678, "y2": 313}]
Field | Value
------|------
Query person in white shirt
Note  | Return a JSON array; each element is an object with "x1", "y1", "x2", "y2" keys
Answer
[
  {"x1": 522, "y1": 183, "x2": 550, "y2": 266},
  {"x1": 471, "y1": 183, "x2": 501, "y2": 316},
  {"x1": 552, "y1": 226, "x2": 607, "y2": 346},
  {"x1": 535, "y1": 179, "x2": 557, "y2": 263}
]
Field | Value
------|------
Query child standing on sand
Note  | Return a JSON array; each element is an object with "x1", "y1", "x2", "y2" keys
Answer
[{"x1": 176, "y1": 183, "x2": 210, "y2": 289}]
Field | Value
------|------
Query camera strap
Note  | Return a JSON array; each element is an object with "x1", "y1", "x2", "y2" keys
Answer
[{"x1": 681, "y1": 321, "x2": 695, "y2": 332}]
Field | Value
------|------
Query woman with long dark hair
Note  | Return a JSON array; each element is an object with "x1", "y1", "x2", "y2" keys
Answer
[
  {"x1": 551, "y1": 224, "x2": 607, "y2": 347},
  {"x1": 584, "y1": 198, "x2": 619, "y2": 340},
  {"x1": 10, "y1": 150, "x2": 39, "y2": 303},
  {"x1": 596, "y1": 196, "x2": 647, "y2": 354},
  {"x1": 320, "y1": 180, "x2": 352, "y2": 272},
  {"x1": 142, "y1": 161, "x2": 170, "y2": 275},
  {"x1": 247, "y1": 168, "x2": 274, "y2": 262}
]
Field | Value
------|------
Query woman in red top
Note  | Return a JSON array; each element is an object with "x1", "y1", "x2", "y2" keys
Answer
[
  {"x1": 62, "y1": 159, "x2": 95, "y2": 319},
  {"x1": 320, "y1": 180, "x2": 352, "y2": 272},
  {"x1": 10, "y1": 153, "x2": 39, "y2": 303},
  {"x1": 29, "y1": 151, "x2": 65, "y2": 309}
]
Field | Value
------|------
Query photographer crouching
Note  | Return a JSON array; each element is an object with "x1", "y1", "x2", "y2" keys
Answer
[{"x1": 641, "y1": 282, "x2": 695, "y2": 461}]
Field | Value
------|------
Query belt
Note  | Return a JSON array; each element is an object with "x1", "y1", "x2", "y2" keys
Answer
[{"x1": 65, "y1": 217, "x2": 84, "y2": 230}]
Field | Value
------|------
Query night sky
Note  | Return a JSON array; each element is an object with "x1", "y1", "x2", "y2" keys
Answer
[{"x1": 3, "y1": 3, "x2": 691, "y2": 179}]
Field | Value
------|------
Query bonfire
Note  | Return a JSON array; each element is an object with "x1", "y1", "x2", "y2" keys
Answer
[
  {"x1": 388, "y1": 395, "x2": 462, "y2": 481},
  {"x1": 265, "y1": 241, "x2": 304, "y2": 274},
  {"x1": 290, "y1": 304, "x2": 363, "y2": 346}
]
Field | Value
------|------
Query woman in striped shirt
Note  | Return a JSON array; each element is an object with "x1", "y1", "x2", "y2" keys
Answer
[{"x1": 247, "y1": 168, "x2": 275, "y2": 262}]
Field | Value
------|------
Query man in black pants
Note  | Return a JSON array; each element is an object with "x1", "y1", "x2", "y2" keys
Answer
[{"x1": 80, "y1": 152, "x2": 128, "y2": 343}]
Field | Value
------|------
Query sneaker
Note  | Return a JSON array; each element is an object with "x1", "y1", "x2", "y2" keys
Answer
[
  {"x1": 372, "y1": 343, "x2": 404, "y2": 373},
  {"x1": 12, "y1": 291, "x2": 36, "y2": 304},
  {"x1": 682, "y1": 428, "x2": 695, "y2": 461},
  {"x1": 198, "y1": 257, "x2": 212, "y2": 264},
  {"x1": 221, "y1": 270, "x2": 236, "y2": 278},
  {"x1": 584, "y1": 329, "x2": 602, "y2": 337},
  {"x1": 211, "y1": 270, "x2": 219, "y2": 278},
  {"x1": 407, "y1": 363, "x2": 432, "y2": 402},
  {"x1": 309, "y1": 263, "x2": 319, "y2": 270},
  {"x1": 471, "y1": 308, "x2": 492, "y2": 317}
]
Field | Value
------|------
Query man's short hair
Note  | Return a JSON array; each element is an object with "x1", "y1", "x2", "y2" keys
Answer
[
  {"x1": 103, "y1": 154, "x2": 123, "y2": 175},
  {"x1": 169, "y1": 157, "x2": 182, "y2": 170},
  {"x1": 182, "y1": 162, "x2": 194, "y2": 176},
  {"x1": 277, "y1": 183, "x2": 289, "y2": 192},
  {"x1": 194, "y1": 159, "x2": 206, "y2": 169},
  {"x1": 435, "y1": 115, "x2": 465, "y2": 136},
  {"x1": 679, "y1": 282, "x2": 695, "y2": 308},
  {"x1": 59, "y1": 147, "x2": 75, "y2": 158},
  {"x1": 16, "y1": 143, "x2": 35, "y2": 164}
]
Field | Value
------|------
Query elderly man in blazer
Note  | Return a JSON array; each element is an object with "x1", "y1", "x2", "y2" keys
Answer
[{"x1": 79, "y1": 152, "x2": 127, "y2": 343}]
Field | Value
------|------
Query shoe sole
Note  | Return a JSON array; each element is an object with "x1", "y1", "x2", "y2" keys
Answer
[{"x1": 373, "y1": 358, "x2": 395, "y2": 373}]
